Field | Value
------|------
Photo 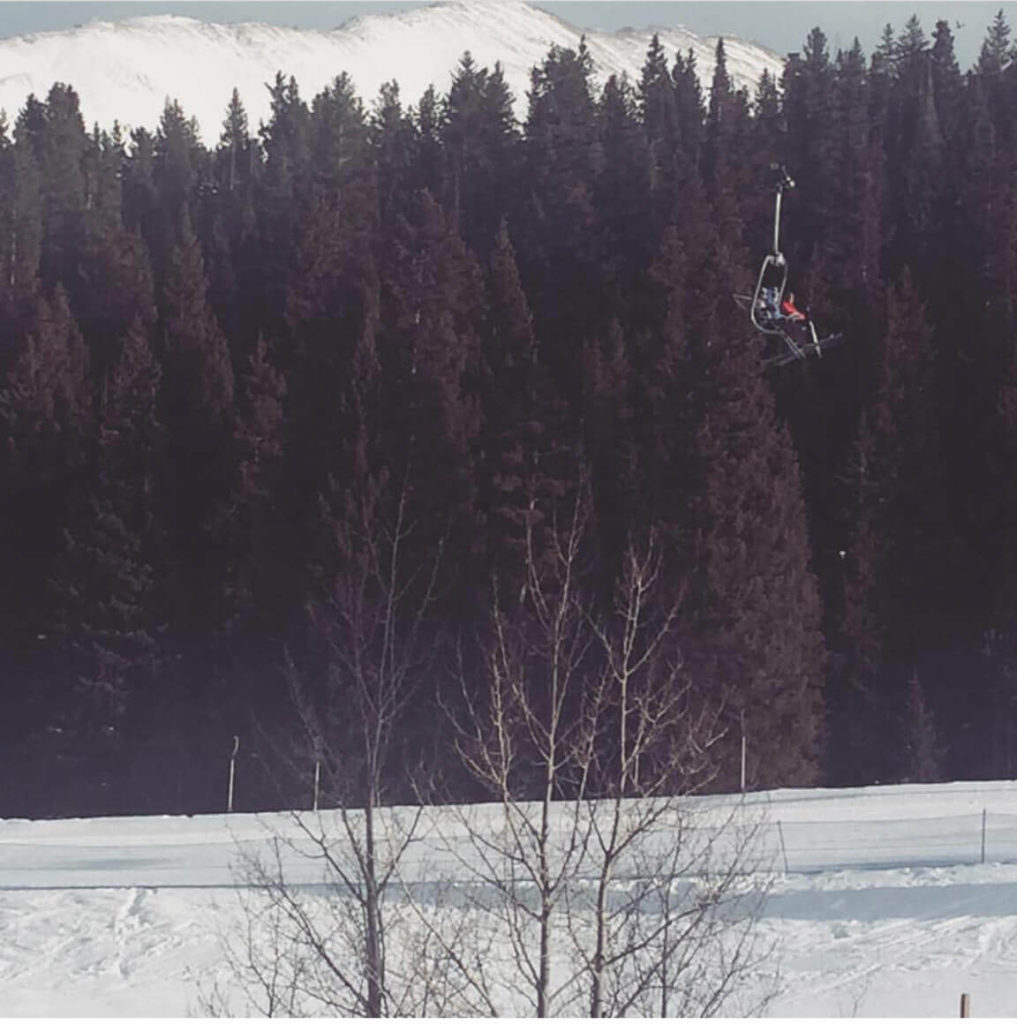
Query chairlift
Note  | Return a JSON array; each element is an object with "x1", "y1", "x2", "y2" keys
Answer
[{"x1": 735, "y1": 164, "x2": 843, "y2": 368}]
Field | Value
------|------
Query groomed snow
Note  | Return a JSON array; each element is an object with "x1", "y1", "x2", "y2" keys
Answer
[
  {"x1": 0, "y1": 0, "x2": 782, "y2": 143},
  {"x1": 4, "y1": 780, "x2": 1017, "y2": 1016}
]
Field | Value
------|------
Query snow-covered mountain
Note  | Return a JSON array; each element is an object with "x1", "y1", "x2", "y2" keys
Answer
[{"x1": 0, "y1": 0, "x2": 782, "y2": 142}]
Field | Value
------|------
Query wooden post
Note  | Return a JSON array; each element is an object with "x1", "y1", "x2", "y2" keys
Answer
[
  {"x1": 740, "y1": 710, "x2": 747, "y2": 793},
  {"x1": 960, "y1": 992, "x2": 970, "y2": 1017},
  {"x1": 227, "y1": 735, "x2": 239, "y2": 813},
  {"x1": 776, "y1": 819, "x2": 790, "y2": 874},
  {"x1": 313, "y1": 759, "x2": 321, "y2": 812},
  {"x1": 981, "y1": 809, "x2": 987, "y2": 864}
]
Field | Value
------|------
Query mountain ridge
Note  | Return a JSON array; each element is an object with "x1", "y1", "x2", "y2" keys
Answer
[{"x1": 0, "y1": 1, "x2": 782, "y2": 141}]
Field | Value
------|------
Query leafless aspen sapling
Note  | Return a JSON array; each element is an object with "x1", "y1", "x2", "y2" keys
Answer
[
  {"x1": 210, "y1": 467, "x2": 488, "y2": 1016},
  {"x1": 443, "y1": 482, "x2": 776, "y2": 1017}
]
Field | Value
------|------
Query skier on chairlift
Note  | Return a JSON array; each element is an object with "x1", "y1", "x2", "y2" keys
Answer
[
  {"x1": 780, "y1": 291, "x2": 805, "y2": 321},
  {"x1": 737, "y1": 165, "x2": 843, "y2": 367}
]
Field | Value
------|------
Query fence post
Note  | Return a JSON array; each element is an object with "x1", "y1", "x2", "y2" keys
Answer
[
  {"x1": 960, "y1": 992, "x2": 970, "y2": 1017},
  {"x1": 740, "y1": 711, "x2": 747, "y2": 793},
  {"x1": 981, "y1": 808, "x2": 987, "y2": 865},
  {"x1": 776, "y1": 819, "x2": 790, "y2": 874},
  {"x1": 227, "y1": 735, "x2": 239, "y2": 813}
]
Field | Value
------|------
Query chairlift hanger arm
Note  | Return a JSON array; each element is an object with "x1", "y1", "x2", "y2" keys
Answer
[{"x1": 770, "y1": 163, "x2": 795, "y2": 258}]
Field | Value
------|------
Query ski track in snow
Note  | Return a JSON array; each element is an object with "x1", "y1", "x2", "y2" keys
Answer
[{"x1": 6, "y1": 781, "x2": 1017, "y2": 1016}]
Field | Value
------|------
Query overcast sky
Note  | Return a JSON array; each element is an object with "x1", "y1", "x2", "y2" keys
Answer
[{"x1": 0, "y1": 2, "x2": 1012, "y2": 68}]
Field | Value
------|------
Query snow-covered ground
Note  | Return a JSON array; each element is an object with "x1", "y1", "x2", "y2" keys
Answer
[{"x1": 3, "y1": 781, "x2": 1017, "y2": 1016}]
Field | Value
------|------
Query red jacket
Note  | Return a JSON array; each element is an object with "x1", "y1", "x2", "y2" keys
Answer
[{"x1": 781, "y1": 297, "x2": 806, "y2": 320}]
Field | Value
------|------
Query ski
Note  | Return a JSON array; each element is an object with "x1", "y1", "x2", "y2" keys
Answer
[{"x1": 762, "y1": 333, "x2": 844, "y2": 368}]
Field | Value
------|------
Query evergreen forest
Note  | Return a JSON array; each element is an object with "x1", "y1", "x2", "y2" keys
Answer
[{"x1": 3, "y1": 13, "x2": 1017, "y2": 818}]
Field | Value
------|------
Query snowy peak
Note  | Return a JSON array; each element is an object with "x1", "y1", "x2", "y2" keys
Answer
[{"x1": 0, "y1": 2, "x2": 783, "y2": 140}]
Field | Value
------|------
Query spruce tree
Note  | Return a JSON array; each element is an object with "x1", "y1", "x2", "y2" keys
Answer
[
  {"x1": 441, "y1": 53, "x2": 520, "y2": 257},
  {"x1": 54, "y1": 316, "x2": 163, "y2": 736},
  {"x1": 229, "y1": 334, "x2": 286, "y2": 622},
  {"x1": 518, "y1": 41, "x2": 603, "y2": 404},
  {"x1": 156, "y1": 221, "x2": 236, "y2": 630},
  {"x1": 375, "y1": 188, "x2": 485, "y2": 605},
  {"x1": 977, "y1": 9, "x2": 1012, "y2": 76},
  {"x1": 372, "y1": 81, "x2": 419, "y2": 226},
  {"x1": 3, "y1": 113, "x2": 44, "y2": 305},
  {"x1": 153, "y1": 100, "x2": 203, "y2": 256},
  {"x1": 595, "y1": 73, "x2": 652, "y2": 326},
  {"x1": 703, "y1": 39, "x2": 752, "y2": 244},
  {"x1": 207, "y1": 89, "x2": 261, "y2": 356},
  {"x1": 257, "y1": 74, "x2": 311, "y2": 333},
  {"x1": 476, "y1": 222, "x2": 570, "y2": 601},
  {"x1": 37, "y1": 84, "x2": 88, "y2": 293},
  {"x1": 280, "y1": 178, "x2": 380, "y2": 597},
  {"x1": 0, "y1": 287, "x2": 91, "y2": 646},
  {"x1": 669, "y1": 222, "x2": 826, "y2": 786},
  {"x1": 833, "y1": 273, "x2": 952, "y2": 782},
  {"x1": 781, "y1": 28, "x2": 838, "y2": 273},
  {"x1": 309, "y1": 73, "x2": 370, "y2": 201}
]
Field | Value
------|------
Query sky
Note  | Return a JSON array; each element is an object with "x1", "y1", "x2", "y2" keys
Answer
[{"x1": 0, "y1": 1, "x2": 1012, "y2": 68}]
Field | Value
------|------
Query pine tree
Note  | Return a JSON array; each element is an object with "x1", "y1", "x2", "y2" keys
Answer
[
  {"x1": 475, "y1": 222, "x2": 571, "y2": 601},
  {"x1": 309, "y1": 73, "x2": 370, "y2": 201},
  {"x1": 413, "y1": 84, "x2": 445, "y2": 201},
  {"x1": 595, "y1": 73, "x2": 652, "y2": 326},
  {"x1": 372, "y1": 81, "x2": 419, "y2": 225},
  {"x1": 218, "y1": 87, "x2": 256, "y2": 197},
  {"x1": 229, "y1": 334, "x2": 286, "y2": 621},
  {"x1": 686, "y1": 342, "x2": 826, "y2": 786},
  {"x1": 100, "y1": 315, "x2": 164, "y2": 537},
  {"x1": 0, "y1": 287, "x2": 92, "y2": 646},
  {"x1": 833, "y1": 273, "x2": 952, "y2": 782},
  {"x1": 280, "y1": 177, "x2": 380, "y2": 596},
  {"x1": 82, "y1": 123, "x2": 127, "y2": 231},
  {"x1": 257, "y1": 74, "x2": 311, "y2": 333},
  {"x1": 75, "y1": 225, "x2": 157, "y2": 378},
  {"x1": 781, "y1": 28, "x2": 838, "y2": 274},
  {"x1": 374, "y1": 188, "x2": 485, "y2": 604},
  {"x1": 518, "y1": 40, "x2": 602, "y2": 403},
  {"x1": 153, "y1": 100, "x2": 203, "y2": 255},
  {"x1": 121, "y1": 127, "x2": 158, "y2": 251},
  {"x1": 901, "y1": 670, "x2": 942, "y2": 782},
  {"x1": 37, "y1": 84, "x2": 89, "y2": 293},
  {"x1": 977, "y1": 9, "x2": 1012, "y2": 76},
  {"x1": 206, "y1": 89, "x2": 261, "y2": 356},
  {"x1": 828, "y1": 40, "x2": 882, "y2": 296},
  {"x1": 671, "y1": 227, "x2": 826, "y2": 786},
  {"x1": 441, "y1": 53, "x2": 521, "y2": 256},
  {"x1": 580, "y1": 317, "x2": 637, "y2": 586},
  {"x1": 882, "y1": 20, "x2": 946, "y2": 281},
  {"x1": 156, "y1": 221, "x2": 236, "y2": 629},
  {"x1": 940, "y1": 73, "x2": 1014, "y2": 636},
  {"x1": 3, "y1": 111, "x2": 44, "y2": 304},
  {"x1": 703, "y1": 39, "x2": 752, "y2": 244},
  {"x1": 639, "y1": 34, "x2": 677, "y2": 185},
  {"x1": 930, "y1": 20, "x2": 964, "y2": 142},
  {"x1": 671, "y1": 47, "x2": 707, "y2": 175},
  {"x1": 742, "y1": 69, "x2": 784, "y2": 254}
]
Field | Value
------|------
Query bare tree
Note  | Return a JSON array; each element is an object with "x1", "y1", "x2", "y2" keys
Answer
[
  {"x1": 445, "y1": 487, "x2": 592, "y2": 1015},
  {"x1": 207, "y1": 475, "x2": 777, "y2": 1017},
  {"x1": 444, "y1": 483, "x2": 777, "y2": 1016},
  {"x1": 206, "y1": 467, "x2": 487, "y2": 1016}
]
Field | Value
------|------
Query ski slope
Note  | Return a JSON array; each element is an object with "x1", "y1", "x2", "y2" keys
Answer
[{"x1": 4, "y1": 781, "x2": 1017, "y2": 1016}]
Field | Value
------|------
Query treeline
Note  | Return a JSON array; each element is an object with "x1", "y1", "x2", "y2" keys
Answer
[{"x1": 2, "y1": 12, "x2": 1017, "y2": 817}]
